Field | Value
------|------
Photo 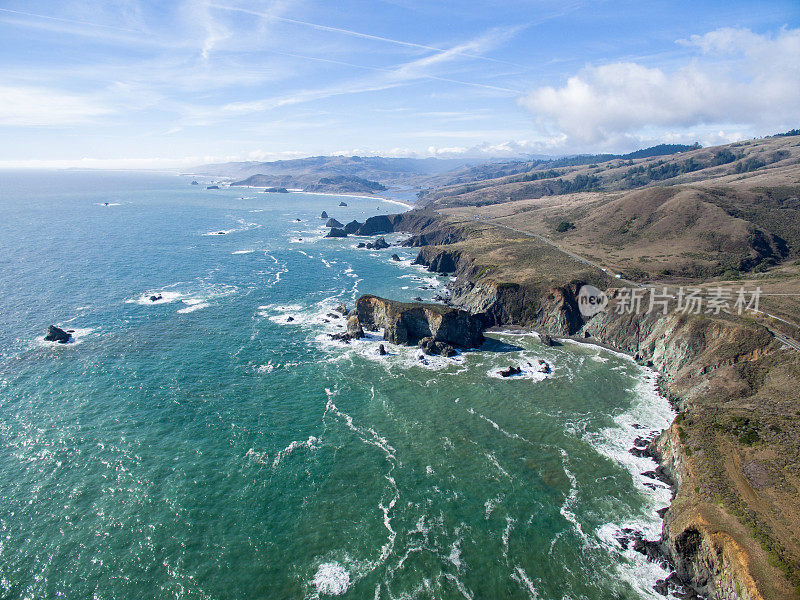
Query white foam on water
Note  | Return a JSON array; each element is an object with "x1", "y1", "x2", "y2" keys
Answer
[
  {"x1": 202, "y1": 217, "x2": 261, "y2": 236},
  {"x1": 232, "y1": 250, "x2": 254, "y2": 254},
  {"x1": 558, "y1": 449, "x2": 590, "y2": 546},
  {"x1": 244, "y1": 448, "x2": 270, "y2": 466},
  {"x1": 572, "y1": 347, "x2": 679, "y2": 598},
  {"x1": 127, "y1": 290, "x2": 185, "y2": 305},
  {"x1": 311, "y1": 562, "x2": 350, "y2": 596},
  {"x1": 502, "y1": 516, "x2": 516, "y2": 558},
  {"x1": 177, "y1": 302, "x2": 209, "y2": 314},
  {"x1": 486, "y1": 358, "x2": 552, "y2": 381},
  {"x1": 484, "y1": 493, "x2": 504, "y2": 519},
  {"x1": 484, "y1": 452, "x2": 511, "y2": 479},
  {"x1": 510, "y1": 566, "x2": 540, "y2": 599},
  {"x1": 272, "y1": 436, "x2": 321, "y2": 468}
]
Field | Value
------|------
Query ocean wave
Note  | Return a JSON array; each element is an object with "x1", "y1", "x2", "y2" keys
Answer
[
  {"x1": 311, "y1": 562, "x2": 350, "y2": 596},
  {"x1": 272, "y1": 436, "x2": 322, "y2": 468},
  {"x1": 202, "y1": 217, "x2": 261, "y2": 236},
  {"x1": 127, "y1": 284, "x2": 235, "y2": 313}
]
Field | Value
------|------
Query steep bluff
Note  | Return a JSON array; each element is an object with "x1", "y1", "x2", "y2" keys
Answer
[
  {"x1": 356, "y1": 294, "x2": 484, "y2": 348},
  {"x1": 376, "y1": 209, "x2": 799, "y2": 600}
]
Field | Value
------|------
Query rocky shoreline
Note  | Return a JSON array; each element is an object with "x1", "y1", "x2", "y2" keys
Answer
[{"x1": 346, "y1": 209, "x2": 799, "y2": 600}]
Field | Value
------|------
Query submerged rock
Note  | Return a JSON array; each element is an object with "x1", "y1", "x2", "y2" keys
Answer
[{"x1": 44, "y1": 325, "x2": 72, "y2": 344}]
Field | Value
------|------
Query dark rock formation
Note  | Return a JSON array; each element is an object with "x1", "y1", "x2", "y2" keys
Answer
[
  {"x1": 413, "y1": 247, "x2": 463, "y2": 274},
  {"x1": 418, "y1": 337, "x2": 456, "y2": 357},
  {"x1": 321, "y1": 211, "x2": 328, "y2": 219},
  {"x1": 344, "y1": 220, "x2": 362, "y2": 234},
  {"x1": 357, "y1": 242, "x2": 366, "y2": 248},
  {"x1": 339, "y1": 201, "x2": 347, "y2": 207},
  {"x1": 356, "y1": 294, "x2": 484, "y2": 348},
  {"x1": 325, "y1": 228, "x2": 347, "y2": 238},
  {"x1": 346, "y1": 316, "x2": 365, "y2": 339},
  {"x1": 378, "y1": 344, "x2": 387, "y2": 356},
  {"x1": 149, "y1": 294, "x2": 162, "y2": 302},
  {"x1": 540, "y1": 333, "x2": 554, "y2": 346},
  {"x1": 206, "y1": 185, "x2": 220, "y2": 189},
  {"x1": 335, "y1": 303, "x2": 348, "y2": 315},
  {"x1": 499, "y1": 365, "x2": 522, "y2": 377},
  {"x1": 264, "y1": 187, "x2": 289, "y2": 193},
  {"x1": 44, "y1": 325, "x2": 72, "y2": 344},
  {"x1": 325, "y1": 218, "x2": 344, "y2": 228},
  {"x1": 391, "y1": 254, "x2": 401, "y2": 261},
  {"x1": 356, "y1": 215, "x2": 396, "y2": 235},
  {"x1": 191, "y1": 180, "x2": 198, "y2": 185},
  {"x1": 366, "y1": 237, "x2": 389, "y2": 250}
]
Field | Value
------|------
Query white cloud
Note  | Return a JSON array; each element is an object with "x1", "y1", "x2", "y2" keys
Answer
[
  {"x1": 519, "y1": 27, "x2": 800, "y2": 147},
  {"x1": 0, "y1": 85, "x2": 114, "y2": 126}
]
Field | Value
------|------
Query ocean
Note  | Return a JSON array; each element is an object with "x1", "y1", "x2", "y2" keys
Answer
[{"x1": 0, "y1": 170, "x2": 676, "y2": 599}]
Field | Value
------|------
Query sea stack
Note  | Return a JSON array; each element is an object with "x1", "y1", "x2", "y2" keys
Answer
[{"x1": 44, "y1": 325, "x2": 72, "y2": 344}]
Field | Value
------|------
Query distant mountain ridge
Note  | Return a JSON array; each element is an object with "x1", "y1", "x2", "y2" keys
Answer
[{"x1": 195, "y1": 144, "x2": 704, "y2": 195}]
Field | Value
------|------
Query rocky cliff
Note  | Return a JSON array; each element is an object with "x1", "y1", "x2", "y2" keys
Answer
[
  {"x1": 355, "y1": 294, "x2": 484, "y2": 348},
  {"x1": 378, "y1": 209, "x2": 800, "y2": 600}
]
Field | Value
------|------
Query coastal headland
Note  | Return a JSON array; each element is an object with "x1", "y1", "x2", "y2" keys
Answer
[{"x1": 344, "y1": 199, "x2": 800, "y2": 600}]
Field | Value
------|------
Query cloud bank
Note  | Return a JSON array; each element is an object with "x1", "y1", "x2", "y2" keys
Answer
[{"x1": 519, "y1": 27, "x2": 800, "y2": 148}]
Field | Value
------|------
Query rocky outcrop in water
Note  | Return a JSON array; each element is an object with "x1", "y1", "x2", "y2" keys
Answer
[
  {"x1": 325, "y1": 218, "x2": 344, "y2": 228},
  {"x1": 366, "y1": 237, "x2": 389, "y2": 250},
  {"x1": 355, "y1": 294, "x2": 484, "y2": 348},
  {"x1": 325, "y1": 228, "x2": 347, "y2": 238},
  {"x1": 320, "y1": 211, "x2": 328, "y2": 219},
  {"x1": 344, "y1": 220, "x2": 362, "y2": 234},
  {"x1": 45, "y1": 325, "x2": 72, "y2": 343}
]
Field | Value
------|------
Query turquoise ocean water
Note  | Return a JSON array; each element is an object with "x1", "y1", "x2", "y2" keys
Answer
[{"x1": 0, "y1": 171, "x2": 676, "y2": 599}]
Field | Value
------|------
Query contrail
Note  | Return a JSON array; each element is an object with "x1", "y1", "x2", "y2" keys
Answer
[
  {"x1": 208, "y1": 3, "x2": 525, "y2": 67},
  {"x1": 0, "y1": 7, "x2": 142, "y2": 34},
  {"x1": 263, "y1": 48, "x2": 522, "y2": 94}
]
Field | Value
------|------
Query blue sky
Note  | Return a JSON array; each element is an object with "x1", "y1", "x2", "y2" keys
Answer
[{"x1": 0, "y1": 0, "x2": 798, "y2": 168}]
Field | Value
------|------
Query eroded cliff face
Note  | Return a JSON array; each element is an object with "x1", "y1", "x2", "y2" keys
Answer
[
  {"x1": 378, "y1": 210, "x2": 798, "y2": 599},
  {"x1": 585, "y1": 306, "x2": 778, "y2": 600},
  {"x1": 355, "y1": 294, "x2": 484, "y2": 348}
]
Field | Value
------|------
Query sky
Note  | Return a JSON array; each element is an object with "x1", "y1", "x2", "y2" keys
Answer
[{"x1": 0, "y1": 0, "x2": 799, "y2": 169}]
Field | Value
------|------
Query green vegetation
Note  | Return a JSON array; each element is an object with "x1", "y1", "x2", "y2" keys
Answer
[
  {"x1": 518, "y1": 169, "x2": 561, "y2": 182},
  {"x1": 555, "y1": 221, "x2": 576, "y2": 233},
  {"x1": 735, "y1": 157, "x2": 767, "y2": 173}
]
